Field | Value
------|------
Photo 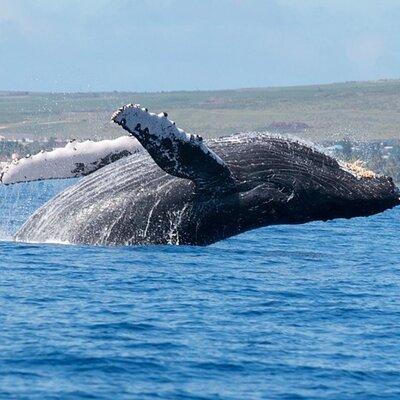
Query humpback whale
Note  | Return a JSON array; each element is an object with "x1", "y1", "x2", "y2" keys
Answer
[{"x1": 3, "y1": 104, "x2": 399, "y2": 246}]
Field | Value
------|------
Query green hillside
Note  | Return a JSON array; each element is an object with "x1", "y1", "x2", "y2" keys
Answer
[{"x1": 1, "y1": 79, "x2": 400, "y2": 141}]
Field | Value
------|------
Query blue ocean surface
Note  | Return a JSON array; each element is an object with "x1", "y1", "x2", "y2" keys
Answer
[{"x1": 0, "y1": 182, "x2": 399, "y2": 399}]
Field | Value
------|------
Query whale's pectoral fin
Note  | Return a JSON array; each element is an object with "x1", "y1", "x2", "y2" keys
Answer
[
  {"x1": 112, "y1": 104, "x2": 235, "y2": 193},
  {"x1": 0, "y1": 136, "x2": 141, "y2": 185}
]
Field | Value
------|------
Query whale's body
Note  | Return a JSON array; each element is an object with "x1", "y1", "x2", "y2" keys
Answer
[{"x1": 15, "y1": 134, "x2": 400, "y2": 246}]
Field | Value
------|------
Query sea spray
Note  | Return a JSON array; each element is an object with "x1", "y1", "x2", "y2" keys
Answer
[{"x1": 0, "y1": 180, "x2": 74, "y2": 235}]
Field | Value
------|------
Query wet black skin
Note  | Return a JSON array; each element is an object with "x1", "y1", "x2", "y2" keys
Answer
[{"x1": 15, "y1": 135, "x2": 400, "y2": 246}]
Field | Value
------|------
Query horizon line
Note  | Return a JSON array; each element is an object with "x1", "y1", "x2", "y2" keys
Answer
[{"x1": 1, "y1": 78, "x2": 399, "y2": 95}]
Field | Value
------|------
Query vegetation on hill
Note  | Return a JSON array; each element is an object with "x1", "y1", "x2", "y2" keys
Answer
[{"x1": 1, "y1": 79, "x2": 400, "y2": 141}]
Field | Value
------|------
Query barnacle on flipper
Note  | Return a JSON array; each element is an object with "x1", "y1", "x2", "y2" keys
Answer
[{"x1": 341, "y1": 159, "x2": 376, "y2": 180}]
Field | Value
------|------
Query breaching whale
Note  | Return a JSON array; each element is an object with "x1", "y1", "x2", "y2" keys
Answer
[{"x1": 2, "y1": 104, "x2": 399, "y2": 246}]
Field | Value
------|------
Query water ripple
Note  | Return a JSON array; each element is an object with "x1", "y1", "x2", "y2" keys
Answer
[{"x1": 0, "y1": 185, "x2": 400, "y2": 399}]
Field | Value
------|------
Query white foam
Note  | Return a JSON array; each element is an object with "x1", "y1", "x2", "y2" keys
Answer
[{"x1": 0, "y1": 228, "x2": 12, "y2": 242}]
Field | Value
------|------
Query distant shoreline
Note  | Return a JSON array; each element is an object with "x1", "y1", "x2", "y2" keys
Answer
[
  {"x1": 0, "y1": 79, "x2": 399, "y2": 143},
  {"x1": 2, "y1": 78, "x2": 400, "y2": 96}
]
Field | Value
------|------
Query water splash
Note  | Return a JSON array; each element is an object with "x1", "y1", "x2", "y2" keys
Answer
[
  {"x1": 0, "y1": 180, "x2": 75, "y2": 237},
  {"x1": 0, "y1": 228, "x2": 11, "y2": 241}
]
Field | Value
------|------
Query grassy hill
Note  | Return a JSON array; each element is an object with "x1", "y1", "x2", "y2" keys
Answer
[{"x1": 1, "y1": 79, "x2": 400, "y2": 142}]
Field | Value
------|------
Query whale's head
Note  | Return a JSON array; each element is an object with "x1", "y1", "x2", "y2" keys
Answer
[{"x1": 210, "y1": 135, "x2": 400, "y2": 230}]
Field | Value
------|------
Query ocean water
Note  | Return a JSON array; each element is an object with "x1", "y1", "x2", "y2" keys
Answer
[{"x1": 0, "y1": 182, "x2": 399, "y2": 399}]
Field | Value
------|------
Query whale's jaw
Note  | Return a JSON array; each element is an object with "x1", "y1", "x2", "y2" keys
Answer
[{"x1": 212, "y1": 134, "x2": 400, "y2": 232}]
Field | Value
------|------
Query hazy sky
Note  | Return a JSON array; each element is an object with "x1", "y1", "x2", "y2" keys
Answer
[{"x1": 1, "y1": 0, "x2": 399, "y2": 92}]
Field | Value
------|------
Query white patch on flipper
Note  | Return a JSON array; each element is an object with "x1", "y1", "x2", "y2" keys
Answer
[
  {"x1": 1, "y1": 136, "x2": 142, "y2": 185},
  {"x1": 112, "y1": 104, "x2": 226, "y2": 167}
]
